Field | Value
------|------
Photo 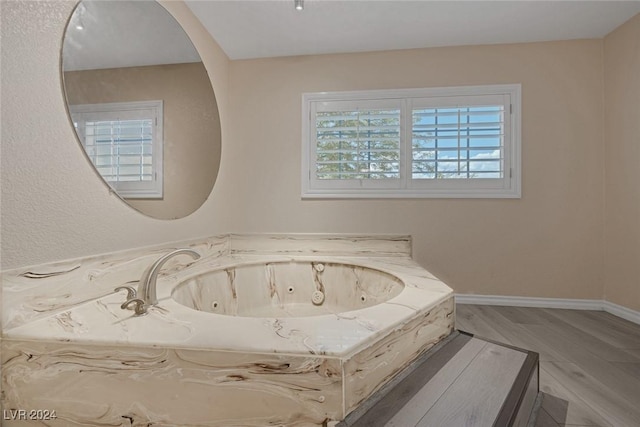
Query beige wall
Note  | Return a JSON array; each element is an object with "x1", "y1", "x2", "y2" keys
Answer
[
  {"x1": 64, "y1": 62, "x2": 221, "y2": 220},
  {"x1": 224, "y1": 40, "x2": 605, "y2": 300},
  {"x1": 604, "y1": 14, "x2": 640, "y2": 312}
]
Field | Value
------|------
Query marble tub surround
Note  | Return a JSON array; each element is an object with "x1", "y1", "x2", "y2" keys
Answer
[
  {"x1": 2, "y1": 298, "x2": 453, "y2": 426},
  {"x1": 343, "y1": 298, "x2": 453, "y2": 413},
  {"x1": 228, "y1": 233, "x2": 412, "y2": 257},
  {"x1": 2, "y1": 234, "x2": 454, "y2": 425},
  {"x1": 2, "y1": 234, "x2": 411, "y2": 331},
  {"x1": 3, "y1": 339, "x2": 344, "y2": 426},
  {"x1": 3, "y1": 254, "x2": 452, "y2": 356},
  {"x1": 1, "y1": 235, "x2": 229, "y2": 330}
]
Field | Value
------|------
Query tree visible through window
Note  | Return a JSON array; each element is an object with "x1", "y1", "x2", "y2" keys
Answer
[
  {"x1": 412, "y1": 106, "x2": 504, "y2": 180},
  {"x1": 302, "y1": 85, "x2": 520, "y2": 198},
  {"x1": 316, "y1": 108, "x2": 401, "y2": 180}
]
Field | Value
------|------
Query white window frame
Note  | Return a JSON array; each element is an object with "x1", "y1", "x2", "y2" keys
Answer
[
  {"x1": 302, "y1": 84, "x2": 521, "y2": 199},
  {"x1": 70, "y1": 100, "x2": 163, "y2": 199}
]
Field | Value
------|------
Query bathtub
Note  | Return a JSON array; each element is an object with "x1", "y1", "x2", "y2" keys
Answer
[
  {"x1": 172, "y1": 260, "x2": 406, "y2": 318},
  {"x1": 2, "y1": 235, "x2": 454, "y2": 426}
]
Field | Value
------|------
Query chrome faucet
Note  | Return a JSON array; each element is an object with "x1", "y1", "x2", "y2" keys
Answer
[{"x1": 116, "y1": 248, "x2": 200, "y2": 315}]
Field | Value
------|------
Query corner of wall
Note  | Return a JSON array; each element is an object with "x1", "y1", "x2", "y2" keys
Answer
[{"x1": 602, "y1": 13, "x2": 640, "y2": 312}]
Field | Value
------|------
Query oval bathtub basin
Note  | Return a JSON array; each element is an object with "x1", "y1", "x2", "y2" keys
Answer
[{"x1": 171, "y1": 261, "x2": 404, "y2": 317}]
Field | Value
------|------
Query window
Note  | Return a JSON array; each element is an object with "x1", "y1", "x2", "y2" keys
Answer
[
  {"x1": 302, "y1": 85, "x2": 521, "y2": 198},
  {"x1": 70, "y1": 100, "x2": 163, "y2": 199}
]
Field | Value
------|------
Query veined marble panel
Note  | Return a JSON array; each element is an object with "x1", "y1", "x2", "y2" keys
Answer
[
  {"x1": 1, "y1": 297, "x2": 455, "y2": 426},
  {"x1": 3, "y1": 256, "x2": 453, "y2": 357},
  {"x1": 343, "y1": 297, "x2": 455, "y2": 413},
  {"x1": 2, "y1": 235, "x2": 229, "y2": 330},
  {"x1": 228, "y1": 234, "x2": 412, "y2": 257},
  {"x1": 2, "y1": 340, "x2": 343, "y2": 426},
  {"x1": 2, "y1": 234, "x2": 417, "y2": 332}
]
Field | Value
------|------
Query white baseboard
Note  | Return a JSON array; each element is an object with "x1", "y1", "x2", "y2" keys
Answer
[
  {"x1": 601, "y1": 300, "x2": 640, "y2": 325},
  {"x1": 454, "y1": 294, "x2": 640, "y2": 325}
]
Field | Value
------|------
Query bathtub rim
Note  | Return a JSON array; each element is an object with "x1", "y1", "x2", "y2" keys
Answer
[
  {"x1": 4, "y1": 254, "x2": 454, "y2": 358},
  {"x1": 155, "y1": 254, "x2": 454, "y2": 356}
]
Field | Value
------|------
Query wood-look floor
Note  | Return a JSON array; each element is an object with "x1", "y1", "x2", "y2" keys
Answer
[{"x1": 455, "y1": 304, "x2": 640, "y2": 427}]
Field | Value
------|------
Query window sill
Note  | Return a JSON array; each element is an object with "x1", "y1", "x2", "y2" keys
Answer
[{"x1": 302, "y1": 188, "x2": 521, "y2": 199}]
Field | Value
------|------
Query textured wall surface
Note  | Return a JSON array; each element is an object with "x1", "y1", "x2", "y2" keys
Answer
[
  {"x1": 0, "y1": 0, "x2": 230, "y2": 269},
  {"x1": 604, "y1": 14, "x2": 640, "y2": 312},
  {"x1": 224, "y1": 40, "x2": 605, "y2": 301}
]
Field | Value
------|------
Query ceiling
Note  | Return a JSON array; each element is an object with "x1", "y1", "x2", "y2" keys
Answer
[
  {"x1": 186, "y1": 0, "x2": 640, "y2": 60},
  {"x1": 62, "y1": 1, "x2": 640, "y2": 70}
]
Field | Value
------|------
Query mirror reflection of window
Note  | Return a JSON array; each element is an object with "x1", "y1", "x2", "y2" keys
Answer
[{"x1": 70, "y1": 101, "x2": 163, "y2": 198}]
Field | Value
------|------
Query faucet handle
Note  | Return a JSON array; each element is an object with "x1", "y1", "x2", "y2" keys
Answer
[
  {"x1": 121, "y1": 298, "x2": 148, "y2": 316},
  {"x1": 114, "y1": 285, "x2": 137, "y2": 300}
]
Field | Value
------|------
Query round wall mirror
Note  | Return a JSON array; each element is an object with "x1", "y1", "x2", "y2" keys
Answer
[{"x1": 61, "y1": 0, "x2": 221, "y2": 220}]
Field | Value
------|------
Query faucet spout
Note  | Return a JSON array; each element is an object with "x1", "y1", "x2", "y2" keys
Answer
[{"x1": 139, "y1": 248, "x2": 200, "y2": 307}]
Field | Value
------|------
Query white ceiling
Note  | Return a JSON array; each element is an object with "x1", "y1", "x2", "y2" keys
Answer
[
  {"x1": 62, "y1": 0, "x2": 640, "y2": 70},
  {"x1": 186, "y1": 0, "x2": 640, "y2": 60}
]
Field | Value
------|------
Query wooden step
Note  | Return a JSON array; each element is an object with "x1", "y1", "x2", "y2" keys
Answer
[{"x1": 338, "y1": 331, "x2": 540, "y2": 427}]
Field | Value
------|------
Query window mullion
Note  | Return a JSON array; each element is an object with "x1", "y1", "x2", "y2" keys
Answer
[
  {"x1": 457, "y1": 108, "x2": 461, "y2": 178},
  {"x1": 435, "y1": 109, "x2": 439, "y2": 178},
  {"x1": 401, "y1": 98, "x2": 410, "y2": 189}
]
